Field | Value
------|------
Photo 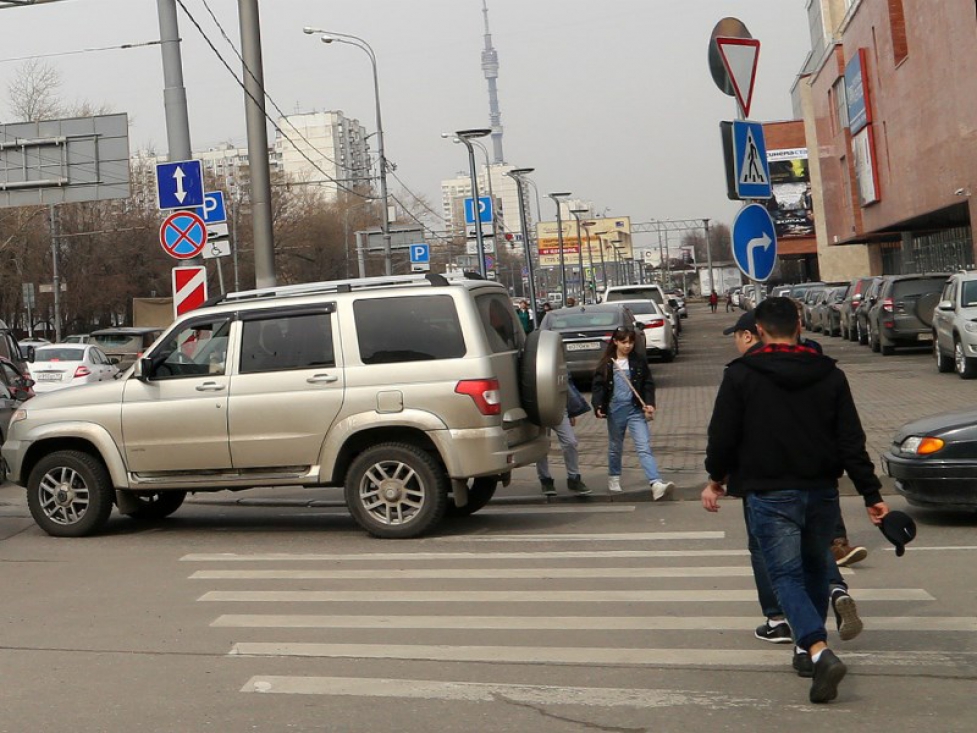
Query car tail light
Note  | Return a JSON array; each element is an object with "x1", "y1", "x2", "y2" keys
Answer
[
  {"x1": 455, "y1": 379, "x2": 501, "y2": 416},
  {"x1": 882, "y1": 297, "x2": 894, "y2": 312},
  {"x1": 73, "y1": 366, "x2": 91, "y2": 378},
  {"x1": 643, "y1": 319, "x2": 666, "y2": 329}
]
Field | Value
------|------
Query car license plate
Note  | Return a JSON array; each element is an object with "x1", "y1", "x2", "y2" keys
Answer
[
  {"x1": 916, "y1": 333, "x2": 932, "y2": 341},
  {"x1": 566, "y1": 342, "x2": 601, "y2": 351},
  {"x1": 37, "y1": 373, "x2": 62, "y2": 381}
]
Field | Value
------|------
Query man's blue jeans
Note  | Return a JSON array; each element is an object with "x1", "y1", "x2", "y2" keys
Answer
[
  {"x1": 746, "y1": 487, "x2": 840, "y2": 651},
  {"x1": 743, "y1": 500, "x2": 848, "y2": 620},
  {"x1": 607, "y1": 402, "x2": 660, "y2": 481}
]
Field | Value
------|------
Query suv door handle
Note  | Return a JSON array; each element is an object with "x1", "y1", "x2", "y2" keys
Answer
[
  {"x1": 307, "y1": 374, "x2": 339, "y2": 384},
  {"x1": 195, "y1": 381, "x2": 226, "y2": 392}
]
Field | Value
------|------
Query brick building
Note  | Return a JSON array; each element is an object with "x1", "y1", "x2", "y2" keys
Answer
[{"x1": 795, "y1": 0, "x2": 977, "y2": 280}]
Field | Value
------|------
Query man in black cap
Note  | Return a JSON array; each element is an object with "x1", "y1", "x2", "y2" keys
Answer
[
  {"x1": 716, "y1": 310, "x2": 866, "y2": 653},
  {"x1": 702, "y1": 297, "x2": 889, "y2": 704}
]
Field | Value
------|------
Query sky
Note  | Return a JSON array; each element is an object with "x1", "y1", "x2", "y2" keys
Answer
[{"x1": 0, "y1": 0, "x2": 811, "y2": 248}]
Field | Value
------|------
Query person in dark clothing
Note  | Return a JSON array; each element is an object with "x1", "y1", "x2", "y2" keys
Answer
[
  {"x1": 701, "y1": 297, "x2": 889, "y2": 705},
  {"x1": 591, "y1": 328, "x2": 673, "y2": 499},
  {"x1": 716, "y1": 312, "x2": 864, "y2": 651}
]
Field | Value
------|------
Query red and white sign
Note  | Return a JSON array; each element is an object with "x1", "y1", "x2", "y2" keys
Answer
[
  {"x1": 716, "y1": 37, "x2": 760, "y2": 117},
  {"x1": 159, "y1": 210, "x2": 208, "y2": 260},
  {"x1": 172, "y1": 266, "x2": 208, "y2": 318}
]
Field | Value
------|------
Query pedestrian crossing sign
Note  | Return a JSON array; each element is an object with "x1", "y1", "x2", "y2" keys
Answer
[{"x1": 732, "y1": 120, "x2": 771, "y2": 200}]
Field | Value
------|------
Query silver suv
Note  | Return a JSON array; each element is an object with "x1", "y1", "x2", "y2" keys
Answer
[
  {"x1": 3, "y1": 274, "x2": 565, "y2": 539},
  {"x1": 933, "y1": 271, "x2": 977, "y2": 378}
]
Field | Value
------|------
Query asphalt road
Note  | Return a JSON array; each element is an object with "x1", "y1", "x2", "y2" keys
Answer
[{"x1": 2, "y1": 301, "x2": 976, "y2": 731}]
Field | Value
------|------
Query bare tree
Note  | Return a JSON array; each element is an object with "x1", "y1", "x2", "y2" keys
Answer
[
  {"x1": 682, "y1": 223, "x2": 733, "y2": 264},
  {"x1": 6, "y1": 59, "x2": 63, "y2": 122}
]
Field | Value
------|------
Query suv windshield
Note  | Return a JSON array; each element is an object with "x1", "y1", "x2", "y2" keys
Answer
[{"x1": 961, "y1": 280, "x2": 977, "y2": 307}]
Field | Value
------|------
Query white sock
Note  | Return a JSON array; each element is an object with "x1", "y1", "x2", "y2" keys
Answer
[
  {"x1": 812, "y1": 649, "x2": 825, "y2": 663},
  {"x1": 768, "y1": 618, "x2": 787, "y2": 628}
]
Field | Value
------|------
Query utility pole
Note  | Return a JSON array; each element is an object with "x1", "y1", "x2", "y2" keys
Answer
[
  {"x1": 704, "y1": 218, "x2": 715, "y2": 296},
  {"x1": 238, "y1": 0, "x2": 276, "y2": 288},
  {"x1": 49, "y1": 206, "x2": 62, "y2": 342}
]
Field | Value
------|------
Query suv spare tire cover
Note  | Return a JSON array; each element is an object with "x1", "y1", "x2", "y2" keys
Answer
[
  {"x1": 914, "y1": 292, "x2": 941, "y2": 328},
  {"x1": 520, "y1": 329, "x2": 568, "y2": 427}
]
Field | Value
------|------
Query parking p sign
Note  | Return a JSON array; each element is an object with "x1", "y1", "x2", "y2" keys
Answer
[{"x1": 409, "y1": 243, "x2": 430, "y2": 272}]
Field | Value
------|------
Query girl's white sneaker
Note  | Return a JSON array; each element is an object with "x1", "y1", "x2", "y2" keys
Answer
[
  {"x1": 608, "y1": 476, "x2": 623, "y2": 493},
  {"x1": 651, "y1": 480, "x2": 674, "y2": 501}
]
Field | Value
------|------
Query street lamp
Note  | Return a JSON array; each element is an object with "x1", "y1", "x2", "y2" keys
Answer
[
  {"x1": 507, "y1": 167, "x2": 539, "y2": 317},
  {"x1": 450, "y1": 128, "x2": 493, "y2": 278},
  {"x1": 569, "y1": 208, "x2": 590, "y2": 303},
  {"x1": 582, "y1": 220, "x2": 606, "y2": 298},
  {"x1": 548, "y1": 192, "x2": 571, "y2": 304},
  {"x1": 303, "y1": 26, "x2": 391, "y2": 275},
  {"x1": 443, "y1": 132, "x2": 498, "y2": 245}
]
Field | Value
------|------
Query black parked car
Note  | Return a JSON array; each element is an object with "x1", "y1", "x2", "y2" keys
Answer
[
  {"x1": 883, "y1": 408, "x2": 977, "y2": 511},
  {"x1": 854, "y1": 276, "x2": 888, "y2": 345},
  {"x1": 840, "y1": 276, "x2": 878, "y2": 341},
  {"x1": 865, "y1": 274, "x2": 950, "y2": 355}
]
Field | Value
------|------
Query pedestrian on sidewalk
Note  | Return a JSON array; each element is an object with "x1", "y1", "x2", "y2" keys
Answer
[
  {"x1": 701, "y1": 297, "x2": 889, "y2": 704},
  {"x1": 516, "y1": 300, "x2": 534, "y2": 334},
  {"x1": 725, "y1": 290, "x2": 734, "y2": 312},
  {"x1": 709, "y1": 290, "x2": 719, "y2": 313},
  {"x1": 591, "y1": 327, "x2": 674, "y2": 499},
  {"x1": 710, "y1": 311, "x2": 865, "y2": 658},
  {"x1": 537, "y1": 379, "x2": 591, "y2": 497}
]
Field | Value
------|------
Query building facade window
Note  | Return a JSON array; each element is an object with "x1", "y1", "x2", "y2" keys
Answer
[{"x1": 887, "y1": 0, "x2": 909, "y2": 64}]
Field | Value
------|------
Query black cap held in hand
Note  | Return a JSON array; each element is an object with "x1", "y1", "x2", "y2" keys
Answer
[{"x1": 880, "y1": 510, "x2": 917, "y2": 557}]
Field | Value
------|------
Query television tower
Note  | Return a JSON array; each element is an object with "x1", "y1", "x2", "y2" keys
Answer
[{"x1": 481, "y1": 0, "x2": 505, "y2": 164}]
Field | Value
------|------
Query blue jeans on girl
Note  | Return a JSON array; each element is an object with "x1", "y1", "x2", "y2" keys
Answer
[{"x1": 607, "y1": 402, "x2": 661, "y2": 481}]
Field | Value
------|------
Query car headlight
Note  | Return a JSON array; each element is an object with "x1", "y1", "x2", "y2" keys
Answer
[
  {"x1": 11, "y1": 408, "x2": 27, "y2": 423},
  {"x1": 965, "y1": 322, "x2": 977, "y2": 333},
  {"x1": 899, "y1": 436, "x2": 945, "y2": 455}
]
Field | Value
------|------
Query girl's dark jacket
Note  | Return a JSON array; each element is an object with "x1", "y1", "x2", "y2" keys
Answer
[
  {"x1": 591, "y1": 351, "x2": 656, "y2": 415},
  {"x1": 704, "y1": 343, "x2": 882, "y2": 506}
]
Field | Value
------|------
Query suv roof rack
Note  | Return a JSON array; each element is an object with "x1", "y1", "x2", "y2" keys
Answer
[{"x1": 213, "y1": 271, "x2": 466, "y2": 305}]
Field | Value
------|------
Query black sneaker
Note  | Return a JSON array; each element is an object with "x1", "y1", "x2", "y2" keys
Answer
[
  {"x1": 754, "y1": 620, "x2": 793, "y2": 644},
  {"x1": 792, "y1": 650, "x2": 814, "y2": 678},
  {"x1": 567, "y1": 475, "x2": 592, "y2": 496},
  {"x1": 540, "y1": 478, "x2": 557, "y2": 497},
  {"x1": 810, "y1": 649, "x2": 847, "y2": 703},
  {"x1": 832, "y1": 590, "x2": 864, "y2": 641}
]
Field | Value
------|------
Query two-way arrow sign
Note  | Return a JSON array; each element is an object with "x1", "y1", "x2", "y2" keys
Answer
[{"x1": 156, "y1": 160, "x2": 204, "y2": 210}]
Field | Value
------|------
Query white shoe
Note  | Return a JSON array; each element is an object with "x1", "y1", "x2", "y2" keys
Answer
[
  {"x1": 651, "y1": 480, "x2": 674, "y2": 501},
  {"x1": 608, "y1": 476, "x2": 622, "y2": 493}
]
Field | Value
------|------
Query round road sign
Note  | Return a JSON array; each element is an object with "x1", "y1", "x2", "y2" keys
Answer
[{"x1": 160, "y1": 210, "x2": 208, "y2": 260}]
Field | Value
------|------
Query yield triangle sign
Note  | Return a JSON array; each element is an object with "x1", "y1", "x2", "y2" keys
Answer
[{"x1": 716, "y1": 37, "x2": 760, "y2": 117}]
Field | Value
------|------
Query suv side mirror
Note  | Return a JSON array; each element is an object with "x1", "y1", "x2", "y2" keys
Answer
[
  {"x1": 133, "y1": 357, "x2": 152, "y2": 381},
  {"x1": 937, "y1": 299, "x2": 954, "y2": 311}
]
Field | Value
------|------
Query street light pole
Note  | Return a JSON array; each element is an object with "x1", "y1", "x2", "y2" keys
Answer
[
  {"x1": 304, "y1": 27, "x2": 391, "y2": 275},
  {"x1": 508, "y1": 168, "x2": 539, "y2": 317},
  {"x1": 570, "y1": 209, "x2": 588, "y2": 303},
  {"x1": 454, "y1": 128, "x2": 493, "y2": 278},
  {"x1": 548, "y1": 193, "x2": 571, "y2": 304}
]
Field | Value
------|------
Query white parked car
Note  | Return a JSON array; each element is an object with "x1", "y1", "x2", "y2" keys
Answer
[
  {"x1": 609, "y1": 299, "x2": 677, "y2": 362},
  {"x1": 28, "y1": 343, "x2": 120, "y2": 393}
]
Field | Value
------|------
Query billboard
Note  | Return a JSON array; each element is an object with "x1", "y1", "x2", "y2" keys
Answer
[
  {"x1": 845, "y1": 49, "x2": 872, "y2": 135},
  {"x1": 536, "y1": 216, "x2": 632, "y2": 268},
  {"x1": 765, "y1": 148, "x2": 814, "y2": 239}
]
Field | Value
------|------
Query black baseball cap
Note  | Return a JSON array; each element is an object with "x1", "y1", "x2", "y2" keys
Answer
[
  {"x1": 879, "y1": 510, "x2": 917, "y2": 557},
  {"x1": 722, "y1": 312, "x2": 758, "y2": 336}
]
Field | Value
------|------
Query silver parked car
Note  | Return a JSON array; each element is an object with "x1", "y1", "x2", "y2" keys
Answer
[
  {"x1": 605, "y1": 299, "x2": 677, "y2": 362},
  {"x1": 3, "y1": 274, "x2": 566, "y2": 539}
]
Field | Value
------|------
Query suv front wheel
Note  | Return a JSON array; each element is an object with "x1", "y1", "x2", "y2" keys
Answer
[
  {"x1": 345, "y1": 442, "x2": 448, "y2": 538},
  {"x1": 27, "y1": 450, "x2": 114, "y2": 537}
]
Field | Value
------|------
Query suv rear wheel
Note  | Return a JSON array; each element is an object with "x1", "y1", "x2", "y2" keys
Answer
[
  {"x1": 344, "y1": 442, "x2": 448, "y2": 538},
  {"x1": 27, "y1": 450, "x2": 114, "y2": 537},
  {"x1": 935, "y1": 337, "x2": 954, "y2": 373},
  {"x1": 445, "y1": 476, "x2": 498, "y2": 517},
  {"x1": 122, "y1": 491, "x2": 187, "y2": 521}
]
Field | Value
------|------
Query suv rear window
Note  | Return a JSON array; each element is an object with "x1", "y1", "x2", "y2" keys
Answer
[
  {"x1": 92, "y1": 334, "x2": 141, "y2": 349},
  {"x1": 606, "y1": 288, "x2": 663, "y2": 304},
  {"x1": 355, "y1": 295, "x2": 466, "y2": 364},
  {"x1": 892, "y1": 278, "x2": 946, "y2": 299},
  {"x1": 476, "y1": 294, "x2": 524, "y2": 353}
]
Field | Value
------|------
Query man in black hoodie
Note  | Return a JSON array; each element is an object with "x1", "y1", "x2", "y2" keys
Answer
[{"x1": 701, "y1": 297, "x2": 889, "y2": 704}]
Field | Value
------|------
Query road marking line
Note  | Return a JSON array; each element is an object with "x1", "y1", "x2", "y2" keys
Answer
[
  {"x1": 241, "y1": 675, "x2": 804, "y2": 710},
  {"x1": 434, "y1": 531, "x2": 726, "y2": 542},
  {"x1": 213, "y1": 614, "x2": 975, "y2": 631},
  {"x1": 182, "y1": 550, "x2": 751, "y2": 562},
  {"x1": 191, "y1": 567, "x2": 758, "y2": 580},
  {"x1": 230, "y1": 644, "x2": 974, "y2": 668},
  {"x1": 200, "y1": 589, "x2": 933, "y2": 603}
]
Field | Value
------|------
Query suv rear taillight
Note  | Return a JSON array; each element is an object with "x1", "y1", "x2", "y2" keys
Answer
[
  {"x1": 882, "y1": 297, "x2": 894, "y2": 312},
  {"x1": 73, "y1": 366, "x2": 91, "y2": 378},
  {"x1": 455, "y1": 379, "x2": 501, "y2": 416}
]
